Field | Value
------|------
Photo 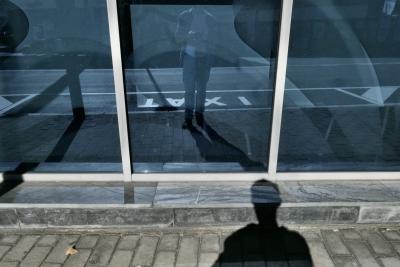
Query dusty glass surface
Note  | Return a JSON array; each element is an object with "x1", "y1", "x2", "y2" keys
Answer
[
  {"x1": 279, "y1": 0, "x2": 400, "y2": 171},
  {"x1": 119, "y1": 0, "x2": 281, "y2": 172},
  {"x1": 0, "y1": 0, "x2": 122, "y2": 173}
]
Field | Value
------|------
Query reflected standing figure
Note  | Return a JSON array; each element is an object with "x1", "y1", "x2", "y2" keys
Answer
[
  {"x1": 379, "y1": 0, "x2": 399, "y2": 43},
  {"x1": 175, "y1": 3, "x2": 217, "y2": 129},
  {"x1": 382, "y1": 0, "x2": 398, "y2": 15}
]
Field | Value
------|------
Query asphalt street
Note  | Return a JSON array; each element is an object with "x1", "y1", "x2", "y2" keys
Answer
[
  {"x1": 1, "y1": 61, "x2": 400, "y2": 115},
  {"x1": 1, "y1": 60, "x2": 400, "y2": 172}
]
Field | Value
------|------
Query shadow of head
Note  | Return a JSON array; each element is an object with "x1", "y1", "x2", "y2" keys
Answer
[
  {"x1": 251, "y1": 179, "x2": 281, "y2": 227},
  {"x1": 214, "y1": 180, "x2": 313, "y2": 267}
]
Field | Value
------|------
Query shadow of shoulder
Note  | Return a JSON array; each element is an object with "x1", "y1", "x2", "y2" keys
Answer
[{"x1": 215, "y1": 224, "x2": 313, "y2": 267}]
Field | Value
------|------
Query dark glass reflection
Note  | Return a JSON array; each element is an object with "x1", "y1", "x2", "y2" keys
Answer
[
  {"x1": 175, "y1": 5, "x2": 216, "y2": 129},
  {"x1": 0, "y1": 1, "x2": 122, "y2": 173},
  {"x1": 278, "y1": 0, "x2": 400, "y2": 171},
  {"x1": 120, "y1": 0, "x2": 281, "y2": 172}
]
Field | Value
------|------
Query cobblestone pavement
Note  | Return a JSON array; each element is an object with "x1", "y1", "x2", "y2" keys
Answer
[{"x1": 1, "y1": 226, "x2": 400, "y2": 266}]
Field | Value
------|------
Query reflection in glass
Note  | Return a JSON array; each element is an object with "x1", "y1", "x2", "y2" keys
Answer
[
  {"x1": 278, "y1": 0, "x2": 400, "y2": 171},
  {"x1": 176, "y1": 6, "x2": 216, "y2": 129},
  {"x1": 0, "y1": 1, "x2": 121, "y2": 173},
  {"x1": 120, "y1": 0, "x2": 281, "y2": 172}
]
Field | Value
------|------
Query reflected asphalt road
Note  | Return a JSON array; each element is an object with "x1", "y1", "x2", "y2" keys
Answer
[
  {"x1": 1, "y1": 60, "x2": 400, "y2": 115},
  {"x1": 1, "y1": 61, "x2": 400, "y2": 172}
]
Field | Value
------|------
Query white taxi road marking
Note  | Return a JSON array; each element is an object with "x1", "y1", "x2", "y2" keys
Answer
[
  {"x1": 238, "y1": 96, "x2": 252, "y2": 106},
  {"x1": 0, "y1": 94, "x2": 37, "y2": 116},
  {"x1": 0, "y1": 86, "x2": 399, "y2": 115},
  {"x1": 0, "y1": 96, "x2": 12, "y2": 111}
]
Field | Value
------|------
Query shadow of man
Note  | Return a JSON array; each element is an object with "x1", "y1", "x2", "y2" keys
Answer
[{"x1": 214, "y1": 179, "x2": 313, "y2": 267}]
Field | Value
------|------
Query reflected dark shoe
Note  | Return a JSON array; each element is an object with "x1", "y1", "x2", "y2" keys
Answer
[
  {"x1": 182, "y1": 120, "x2": 193, "y2": 129},
  {"x1": 195, "y1": 112, "x2": 205, "y2": 127},
  {"x1": 197, "y1": 120, "x2": 206, "y2": 131}
]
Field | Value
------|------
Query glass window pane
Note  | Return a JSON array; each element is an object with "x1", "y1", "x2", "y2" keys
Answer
[
  {"x1": 0, "y1": 0, "x2": 122, "y2": 173},
  {"x1": 278, "y1": 0, "x2": 400, "y2": 171},
  {"x1": 119, "y1": 0, "x2": 281, "y2": 173}
]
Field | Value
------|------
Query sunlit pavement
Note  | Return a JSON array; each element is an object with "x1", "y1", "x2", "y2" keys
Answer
[{"x1": 0, "y1": 226, "x2": 400, "y2": 266}]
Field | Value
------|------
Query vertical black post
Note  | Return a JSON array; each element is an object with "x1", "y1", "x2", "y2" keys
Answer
[{"x1": 66, "y1": 55, "x2": 85, "y2": 120}]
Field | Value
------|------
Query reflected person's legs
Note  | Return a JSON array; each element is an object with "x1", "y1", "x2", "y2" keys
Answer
[
  {"x1": 195, "y1": 56, "x2": 211, "y2": 126},
  {"x1": 182, "y1": 53, "x2": 196, "y2": 127}
]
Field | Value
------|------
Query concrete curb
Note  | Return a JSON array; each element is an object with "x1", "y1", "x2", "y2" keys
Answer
[{"x1": 0, "y1": 202, "x2": 399, "y2": 229}]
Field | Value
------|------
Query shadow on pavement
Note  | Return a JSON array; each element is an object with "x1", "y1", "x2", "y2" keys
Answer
[
  {"x1": 188, "y1": 121, "x2": 263, "y2": 171},
  {"x1": 214, "y1": 179, "x2": 313, "y2": 266}
]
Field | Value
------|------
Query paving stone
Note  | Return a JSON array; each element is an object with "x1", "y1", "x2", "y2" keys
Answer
[
  {"x1": 0, "y1": 210, "x2": 18, "y2": 227},
  {"x1": 174, "y1": 208, "x2": 255, "y2": 226},
  {"x1": 75, "y1": 235, "x2": 99, "y2": 249},
  {"x1": 20, "y1": 246, "x2": 51, "y2": 267},
  {"x1": 264, "y1": 260, "x2": 289, "y2": 267},
  {"x1": 322, "y1": 230, "x2": 350, "y2": 255},
  {"x1": 174, "y1": 209, "x2": 217, "y2": 226},
  {"x1": 16, "y1": 208, "x2": 87, "y2": 227},
  {"x1": 199, "y1": 252, "x2": 220, "y2": 267},
  {"x1": 5, "y1": 226, "x2": 400, "y2": 267},
  {"x1": 306, "y1": 240, "x2": 334, "y2": 267},
  {"x1": 220, "y1": 234, "x2": 242, "y2": 267},
  {"x1": 391, "y1": 242, "x2": 400, "y2": 254},
  {"x1": 297, "y1": 230, "x2": 321, "y2": 241},
  {"x1": 201, "y1": 234, "x2": 220, "y2": 252},
  {"x1": 117, "y1": 235, "x2": 139, "y2": 250},
  {"x1": 45, "y1": 235, "x2": 79, "y2": 264},
  {"x1": 132, "y1": 236, "x2": 159, "y2": 266},
  {"x1": 242, "y1": 231, "x2": 266, "y2": 267},
  {"x1": 37, "y1": 235, "x2": 59, "y2": 247},
  {"x1": 0, "y1": 236, "x2": 19, "y2": 245},
  {"x1": 155, "y1": 185, "x2": 199, "y2": 205},
  {"x1": 154, "y1": 251, "x2": 176, "y2": 267},
  {"x1": 243, "y1": 258, "x2": 266, "y2": 267},
  {"x1": 380, "y1": 257, "x2": 400, "y2": 267},
  {"x1": 87, "y1": 235, "x2": 119, "y2": 266},
  {"x1": 158, "y1": 234, "x2": 179, "y2": 251},
  {"x1": 346, "y1": 240, "x2": 380, "y2": 267},
  {"x1": 109, "y1": 250, "x2": 134, "y2": 267},
  {"x1": 381, "y1": 229, "x2": 400, "y2": 241},
  {"x1": 290, "y1": 260, "x2": 314, "y2": 267},
  {"x1": 0, "y1": 262, "x2": 18, "y2": 267},
  {"x1": 86, "y1": 208, "x2": 173, "y2": 226},
  {"x1": 40, "y1": 263, "x2": 62, "y2": 267},
  {"x1": 358, "y1": 207, "x2": 400, "y2": 223},
  {"x1": 63, "y1": 249, "x2": 91, "y2": 267},
  {"x1": 360, "y1": 230, "x2": 394, "y2": 255},
  {"x1": 261, "y1": 231, "x2": 288, "y2": 267},
  {"x1": 283, "y1": 231, "x2": 311, "y2": 257},
  {"x1": 332, "y1": 256, "x2": 359, "y2": 267},
  {"x1": 0, "y1": 246, "x2": 11, "y2": 260},
  {"x1": 3, "y1": 235, "x2": 40, "y2": 262},
  {"x1": 176, "y1": 236, "x2": 199, "y2": 267},
  {"x1": 341, "y1": 229, "x2": 362, "y2": 240},
  {"x1": 278, "y1": 206, "x2": 358, "y2": 224}
]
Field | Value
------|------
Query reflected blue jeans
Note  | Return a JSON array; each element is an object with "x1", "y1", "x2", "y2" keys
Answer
[{"x1": 182, "y1": 52, "x2": 211, "y2": 121}]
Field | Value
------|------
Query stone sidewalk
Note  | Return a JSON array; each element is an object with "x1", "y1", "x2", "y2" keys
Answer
[{"x1": 1, "y1": 226, "x2": 400, "y2": 267}]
